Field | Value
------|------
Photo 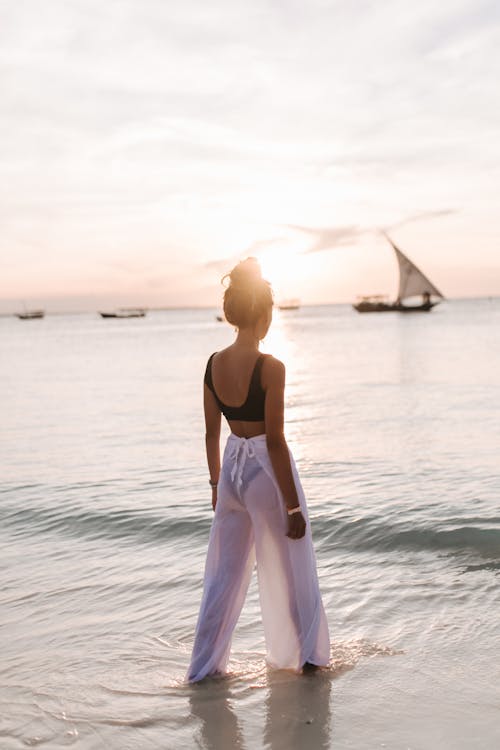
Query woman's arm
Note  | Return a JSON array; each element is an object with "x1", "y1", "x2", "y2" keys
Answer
[
  {"x1": 263, "y1": 357, "x2": 306, "y2": 539},
  {"x1": 204, "y1": 383, "x2": 222, "y2": 510}
]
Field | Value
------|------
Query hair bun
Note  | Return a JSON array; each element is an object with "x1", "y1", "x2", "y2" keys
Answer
[
  {"x1": 228, "y1": 257, "x2": 262, "y2": 287},
  {"x1": 221, "y1": 256, "x2": 273, "y2": 329}
]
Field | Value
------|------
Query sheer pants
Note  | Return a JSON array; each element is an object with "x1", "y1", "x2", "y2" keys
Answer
[{"x1": 186, "y1": 434, "x2": 330, "y2": 682}]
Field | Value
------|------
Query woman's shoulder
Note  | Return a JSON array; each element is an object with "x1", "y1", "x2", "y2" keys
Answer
[
  {"x1": 261, "y1": 354, "x2": 285, "y2": 385},
  {"x1": 261, "y1": 352, "x2": 284, "y2": 368},
  {"x1": 204, "y1": 347, "x2": 233, "y2": 378},
  {"x1": 205, "y1": 350, "x2": 218, "y2": 368},
  {"x1": 210, "y1": 346, "x2": 233, "y2": 362},
  {"x1": 206, "y1": 347, "x2": 231, "y2": 367}
]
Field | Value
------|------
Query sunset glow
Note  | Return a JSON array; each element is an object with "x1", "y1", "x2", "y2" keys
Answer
[
  {"x1": 1, "y1": 1, "x2": 500, "y2": 312},
  {"x1": 257, "y1": 244, "x2": 310, "y2": 303}
]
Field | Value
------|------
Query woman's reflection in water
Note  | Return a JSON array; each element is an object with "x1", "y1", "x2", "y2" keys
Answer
[
  {"x1": 189, "y1": 668, "x2": 332, "y2": 750},
  {"x1": 264, "y1": 668, "x2": 332, "y2": 750},
  {"x1": 189, "y1": 679, "x2": 245, "y2": 750}
]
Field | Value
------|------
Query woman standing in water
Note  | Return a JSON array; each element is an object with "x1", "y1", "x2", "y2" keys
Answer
[{"x1": 187, "y1": 258, "x2": 330, "y2": 682}]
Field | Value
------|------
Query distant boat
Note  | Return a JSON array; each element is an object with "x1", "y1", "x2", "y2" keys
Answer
[
  {"x1": 278, "y1": 298, "x2": 301, "y2": 311},
  {"x1": 99, "y1": 308, "x2": 147, "y2": 319},
  {"x1": 353, "y1": 233, "x2": 444, "y2": 313},
  {"x1": 215, "y1": 314, "x2": 224, "y2": 322},
  {"x1": 15, "y1": 309, "x2": 45, "y2": 320}
]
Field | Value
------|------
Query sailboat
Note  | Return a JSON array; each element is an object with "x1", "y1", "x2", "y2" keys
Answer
[
  {"x1": 15, "y1": 302, "x2": 45, "y2": 320},
  {"x1": 353, "y1": 232, "x2": 444, "y2": 313}
]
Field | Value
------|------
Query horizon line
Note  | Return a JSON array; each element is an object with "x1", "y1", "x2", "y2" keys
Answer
[{"x1": 1, "y1": 294, "x2": 499, "y2": 317}]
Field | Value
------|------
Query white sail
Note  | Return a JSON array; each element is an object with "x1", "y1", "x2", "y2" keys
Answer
[{"x1": 384, "y1": 234, "x2": 444, "y2": 301}]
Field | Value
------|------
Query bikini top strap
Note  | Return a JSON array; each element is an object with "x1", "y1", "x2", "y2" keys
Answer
[
  {"x1": 248, "y1": 353, "x2": 266, "y2": 392},
  {"x1": 204, "y1": 352, "x2": 218, "y2": 392}
]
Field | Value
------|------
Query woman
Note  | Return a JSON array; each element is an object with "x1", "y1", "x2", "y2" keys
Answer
[{"x1": 186, "y1": 258, "x2": 330, "y2": 682}]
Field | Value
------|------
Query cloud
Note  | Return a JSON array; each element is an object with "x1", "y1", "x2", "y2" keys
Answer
[
  {"x1": 384, "y1": 209, "x2": 459, "y2": 231},
  {"x1": 245, "y1": 236, "x2": 284, "y2": 253},
  {"x1": 203, "y1": 254, "x2": 241, "y2": 275},
  {"x1": 288, "y1": 225, "x2": 365, "y2": 253},
  {"x1": 203, "y1": 236, "x2": 285, "y2": 274},
  {"x1": 288, "y1": 209, "x2": 458, "y2": 255}
]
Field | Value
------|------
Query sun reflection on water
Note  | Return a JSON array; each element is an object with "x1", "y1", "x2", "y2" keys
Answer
[{"x1": 261, "y1": 309, "x2": 306, "y2": 463}]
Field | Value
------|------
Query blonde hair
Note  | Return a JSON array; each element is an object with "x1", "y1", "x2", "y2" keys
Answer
[{"x1": 222, "y1": 257, "x2": 273, "y2": 328}]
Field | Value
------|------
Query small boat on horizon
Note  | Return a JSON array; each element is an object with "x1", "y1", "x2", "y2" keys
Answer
[
  {"x1": 15, "y1": 309, "x2": 45, "y2": 320},
  {"x1": 353, "y1": 233, "x2": 444, "y2": 313},
  {"x1": 99, "y1": 307, "x2": 147, "y2": 319},
  {"x1": 278, "y1": 298, "x2": 301, "y2": 311}
]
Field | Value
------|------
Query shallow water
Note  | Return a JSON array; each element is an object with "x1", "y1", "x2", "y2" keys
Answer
[{"x1": 1, "y1": 300, "x2": 499, "y2": 749}]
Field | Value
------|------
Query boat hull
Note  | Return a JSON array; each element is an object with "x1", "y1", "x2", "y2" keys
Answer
[
  {"x1": 277, "y1": 297, "x2": 300, "y2": 311},
  {"x1": 353, "y1": 301, "x2": 438, "y2": 313},
  {"x1": 99, "y1": 311, "x2": 146, "y2": 318},
  {"x1": 16, "y1": 311, "x2": 45, "y2": 319}
]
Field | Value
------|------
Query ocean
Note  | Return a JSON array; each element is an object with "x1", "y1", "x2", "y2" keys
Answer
[{"x1": 1, "y1": 299, "x2": 499, "y2": 749}]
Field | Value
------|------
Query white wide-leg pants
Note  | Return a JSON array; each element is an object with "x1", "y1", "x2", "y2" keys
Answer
[{"x1": 186, "y1": 434, "x2": 330, "y2": 683}]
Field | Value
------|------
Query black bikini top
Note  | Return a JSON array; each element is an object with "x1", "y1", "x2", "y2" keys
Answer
[{"x1": 204, "y1": 352, "x2": 267, "y2": 421}]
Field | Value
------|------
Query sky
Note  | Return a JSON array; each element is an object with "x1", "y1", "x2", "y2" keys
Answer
[{"x1": 1, "y1": 0, "x2": 500, "y2": 312}]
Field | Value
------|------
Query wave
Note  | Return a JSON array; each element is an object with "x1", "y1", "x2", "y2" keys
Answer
[
  {"x1": 1, "y1": 501, "x2": 499, "y2": 561},
  {"x1": 0, "y1": 504, "x2": 212, "y2": 546},
  {"x1": 461, "y1": 561, "x2": 500, "y2": 574},
  {"x1": 315, "y1": 513, "x2": 500, "y2": 559}
]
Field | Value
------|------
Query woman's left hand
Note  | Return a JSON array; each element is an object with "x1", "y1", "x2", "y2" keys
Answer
[
  {"x1": 211, "y1": 486, "x2": 218, "y2": 511},
  {"x1": 286, "y1": 511, "x2": 306, "y2": 539}
]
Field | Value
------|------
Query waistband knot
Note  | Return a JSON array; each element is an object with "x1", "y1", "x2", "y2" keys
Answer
[{"x1": 228, "y1": 438, "x2": 257, "y2": 489}]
